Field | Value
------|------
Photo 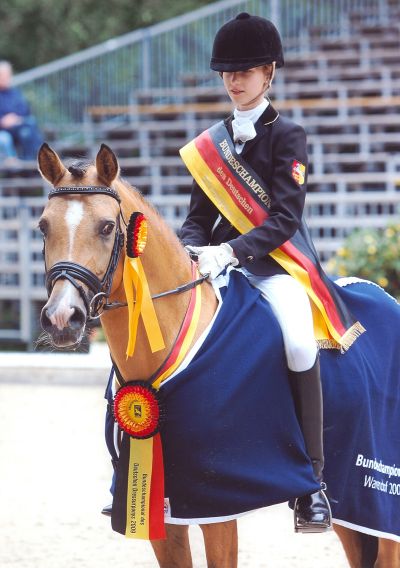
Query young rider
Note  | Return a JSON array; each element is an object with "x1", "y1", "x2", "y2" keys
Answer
[{"x1": 179, "y1": 12, "x2": 333, "y2": 533}]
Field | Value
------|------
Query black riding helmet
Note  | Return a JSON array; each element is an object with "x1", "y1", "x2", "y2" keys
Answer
[{"x1": 210, "y1": 12, "x2": 284, "y2": 72}]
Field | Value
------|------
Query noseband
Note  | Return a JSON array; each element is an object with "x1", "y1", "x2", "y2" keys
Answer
[{"x1": 44, "y1": 186, "x2": 125, "y2": 319}]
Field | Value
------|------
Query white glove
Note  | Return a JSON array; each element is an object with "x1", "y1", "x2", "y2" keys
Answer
[{"x1": 185, "y1": 243, "x2": 238, "y2": 279}]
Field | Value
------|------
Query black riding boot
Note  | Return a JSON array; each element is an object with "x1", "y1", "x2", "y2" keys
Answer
[{"x1": 288, "y1": 355, "x2": 332, "y2": 533}]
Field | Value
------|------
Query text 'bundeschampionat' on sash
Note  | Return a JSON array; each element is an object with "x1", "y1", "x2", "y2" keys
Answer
[{"x1": 219, "y1": 139, "x2": 271, "y2": 208}]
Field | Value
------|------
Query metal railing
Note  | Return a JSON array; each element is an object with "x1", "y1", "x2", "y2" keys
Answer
[
  {"x1": 1, "y1": 191, "x2": 399, "y2": 346},
  {"x1": 13, "y1": 0, "x2": 393, "y2": 125}
]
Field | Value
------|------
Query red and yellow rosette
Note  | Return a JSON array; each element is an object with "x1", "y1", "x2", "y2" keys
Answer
[
  {"x1": 126, "y1": 212, "x2": 148, "y2": 258},
  {"x1": 113, "y1": 381, "x2": 163, "y2": 439}
]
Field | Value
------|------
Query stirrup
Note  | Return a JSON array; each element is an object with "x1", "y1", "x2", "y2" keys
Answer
[{"x1": 293, "y1": 488, "x2": 332, "y2": 534}]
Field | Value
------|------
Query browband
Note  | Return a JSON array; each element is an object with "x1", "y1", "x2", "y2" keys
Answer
[{"x1": 48, "y1": 185, "x2": 121, "y2": 202}]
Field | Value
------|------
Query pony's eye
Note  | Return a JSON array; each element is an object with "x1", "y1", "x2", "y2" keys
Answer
[
  {"x1": 38, "y1": 219, "x2": 48, "y2": 236},
  {"x1": 101, "y1": 222, "x2": 115, "y2": 236}
]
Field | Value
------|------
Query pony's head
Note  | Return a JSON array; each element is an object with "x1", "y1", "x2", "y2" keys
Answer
[{"x1": 38, "y1": 143, "x2": 124, "y2": 348}]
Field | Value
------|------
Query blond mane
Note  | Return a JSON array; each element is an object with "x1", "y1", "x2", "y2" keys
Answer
[{"x1": 114, "y1": 175, "x2": 189, "y2": 266}]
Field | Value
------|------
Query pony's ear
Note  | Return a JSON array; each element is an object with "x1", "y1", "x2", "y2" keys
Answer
[
  {"x1": 38, "y1": 143, "x2": 67, "y2": 185},
  {"x1": 96, "y1": 144, "x2": 119, "y2": 185}
]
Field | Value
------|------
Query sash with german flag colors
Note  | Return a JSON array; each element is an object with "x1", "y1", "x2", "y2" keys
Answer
[
  {"x1": 111, "y1": 261, "x2": 202, "y2": 540},
  {"x1": 179, "y1": 121, "x2": 365, "y2": 351}
]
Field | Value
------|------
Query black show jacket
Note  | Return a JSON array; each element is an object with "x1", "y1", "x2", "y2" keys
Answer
[{"x1": 179, "y1": 103, "x2": 309, "y2": 276}]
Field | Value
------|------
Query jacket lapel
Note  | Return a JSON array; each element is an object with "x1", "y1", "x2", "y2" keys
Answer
[{"x1": 242, "y1": 103, "x2": 279, "y2": 155}]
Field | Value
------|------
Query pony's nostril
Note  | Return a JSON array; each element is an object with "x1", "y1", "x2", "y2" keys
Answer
[
  {"x1": 40, "y1": 308, "x2": 53, "y2": 332},
  {"x1": 69, "y1": 307, "x2": 86, "y2": 330}
]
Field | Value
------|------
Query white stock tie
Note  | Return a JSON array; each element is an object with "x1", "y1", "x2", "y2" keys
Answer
[{"x1": 231, "y1": 117, "x2": 257, "y2": 144}]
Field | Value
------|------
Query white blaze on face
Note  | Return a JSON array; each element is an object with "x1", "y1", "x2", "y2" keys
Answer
[
  {"x1": 65, "y1": 200, "x2": 84, "y2": 257},
  {"x1": 48, "y1": 200, "x2": 85, "y2": 330},
  {"x1": 48, "y1": 284, "x2": 76, "y2": 330}
]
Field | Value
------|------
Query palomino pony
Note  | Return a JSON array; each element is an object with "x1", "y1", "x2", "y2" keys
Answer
[{"x1": 38, "y1": 143, "x2": 400, "y2": 568}]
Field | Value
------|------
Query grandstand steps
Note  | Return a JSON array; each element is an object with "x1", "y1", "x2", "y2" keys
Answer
[
  {"x1": 3, "y1": 164, "x2": 394, "y2": 199},
  {"x1": 86, "y1": 123, "x2": 400, "y2": 157},
  {"x1": 310, "y1": 32, "x2": 399, "y2": 53},
  {"x1": 111, "y1": 170, "x2": 400, "y2": 198},
  {"x1": 274, "y1": 80, "x2": 400, "y2": 99},
  {"x1": 307, "y1": 9, "x2": 400, "y2": 39},
  {"x1": 87, "y1": 96, "x2": 400, "y2": 125},
  {"x1": 283, "y1": 47, "x2": 399, "y2": 70},
  {"x1": 126, "y1": 80, "x2": 400, "y2": 102},
  {"x1": 274, "y1": 64, "x2": 400, "y2": 85},
  {"x1": 147, "y1": 190, "x2": 400, "y2": 241}
]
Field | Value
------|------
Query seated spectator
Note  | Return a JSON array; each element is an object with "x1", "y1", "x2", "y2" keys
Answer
[
  {"x1": 0, "y1": 130, "x2": 18, "y2": 165},
  {"x1": 0, "y1": 60, "x2": 43, "y2": 163}
]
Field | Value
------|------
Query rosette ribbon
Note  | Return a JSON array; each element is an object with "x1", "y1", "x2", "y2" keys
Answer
[{"x1": 112, "y1": 382, "x2": 165, "y2": 539}]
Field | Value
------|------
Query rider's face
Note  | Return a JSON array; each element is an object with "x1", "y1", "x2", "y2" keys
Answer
[{"x1": 222, "y1": 66, "x2": 271, "y2": 110}]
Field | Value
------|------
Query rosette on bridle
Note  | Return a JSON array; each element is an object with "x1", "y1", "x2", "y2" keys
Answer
[{"x1": 123, "y1": 212, "x2": 165, "y2": 357}]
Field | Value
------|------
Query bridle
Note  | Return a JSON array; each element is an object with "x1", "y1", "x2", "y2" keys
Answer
[
  {"x1": 44, "y1": 185, "x2": 125, "y2": 319},
  {"x1": 44, "y1": 185, "x2": 207, "y2": 321}
]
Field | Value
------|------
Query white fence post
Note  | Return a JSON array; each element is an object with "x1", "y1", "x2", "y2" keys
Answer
[
  {"x1": 270, "y1": 0, "x2": 280, "y2": 28},
  {"x1": 18, "y1": 203, "x2": 32, "y2": 345}
]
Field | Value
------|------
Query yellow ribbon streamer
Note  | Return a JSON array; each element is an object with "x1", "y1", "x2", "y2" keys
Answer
[{"x1": 123, "y1": 256, "x2": 165, "y2": 357}]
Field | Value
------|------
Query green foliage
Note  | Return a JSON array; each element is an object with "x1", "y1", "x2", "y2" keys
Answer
[
  {"x1": 0, "y1": 0, "x2": 214, "y2": 71},
  {"x1": 327, "y1": 223, "x2": 400, "y2": 300}
]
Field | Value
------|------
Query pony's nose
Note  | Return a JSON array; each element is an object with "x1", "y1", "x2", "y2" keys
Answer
[{"x1": 40, "y1": 305, "x2": 86, "y2": 332}]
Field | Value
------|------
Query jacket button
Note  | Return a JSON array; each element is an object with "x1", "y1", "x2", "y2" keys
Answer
[{"x1": 246, "y1": 255, "x2": 255, "y2": 262}]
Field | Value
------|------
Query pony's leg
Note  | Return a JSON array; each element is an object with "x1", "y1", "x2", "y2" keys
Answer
[
  {"x1": 200, "y1": 520, "x2": 238, "y2": 568},
  {"x1": 151, "y1": 524, "x2": 193, "y2": 568},
  {"x1": 333, "y1": 525, "x2": 384, "y2": 568},
  {"x1": 333, "y1": 525, "x2": 363, "y2": 568},
  {"x1": 375, "y1": 538, "x2": 400, "y2": 568}
]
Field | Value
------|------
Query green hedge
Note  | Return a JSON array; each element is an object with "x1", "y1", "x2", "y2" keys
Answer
[{"x1": 327, "y1": 222, "x2": 400, "y2": 300}]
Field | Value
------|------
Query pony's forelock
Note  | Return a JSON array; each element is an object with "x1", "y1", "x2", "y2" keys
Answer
[{"x1": 67, "y1": 160, "x2": 92, "y2": 179}]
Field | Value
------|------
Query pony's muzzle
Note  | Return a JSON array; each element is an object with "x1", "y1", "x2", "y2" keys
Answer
[{"x1": 40, "y1": 303, "x2": 87, "y2": 347}]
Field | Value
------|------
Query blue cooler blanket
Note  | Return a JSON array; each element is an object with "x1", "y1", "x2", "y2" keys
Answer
[
  {"x1": 105, "y1": 273, "x2": 400, "y2": 541},
  {"x1": 321, "y1": 279, "x2": 400, "y2": 542}
]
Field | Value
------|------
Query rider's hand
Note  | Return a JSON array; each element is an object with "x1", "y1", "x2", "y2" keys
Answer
[
  {"x1": 0, "y1": 113, "x2": 23, "y2": 129},
  {"x1": 185, "y1": 244, "x2": 239, "y2": 279}
]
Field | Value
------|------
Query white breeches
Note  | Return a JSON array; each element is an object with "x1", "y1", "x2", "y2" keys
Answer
[{"x1": 242, "y1": 271, "x2": 318, "y2": 372}]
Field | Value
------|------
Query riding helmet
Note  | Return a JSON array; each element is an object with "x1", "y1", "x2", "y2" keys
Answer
[{"x1": 210, "y1": 12, "x2": 284, "y2": 72}]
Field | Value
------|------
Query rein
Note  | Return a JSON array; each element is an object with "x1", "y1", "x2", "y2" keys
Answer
[
  {"x1": 97, "y1": 273, "x2": 208, "y2": 316},
  {"x1": 44, "y1": 185, "x2": 207, "y2": 320}
]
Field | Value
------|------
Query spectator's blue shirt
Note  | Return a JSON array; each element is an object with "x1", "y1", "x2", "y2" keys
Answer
[{"x1": 0, "y1": 87, "x2": 30, "y2": 119}]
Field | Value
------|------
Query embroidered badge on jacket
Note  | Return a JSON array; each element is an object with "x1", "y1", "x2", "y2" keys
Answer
[{"x1": 292, "y1": 160, "x2": 306, "y2": 185}]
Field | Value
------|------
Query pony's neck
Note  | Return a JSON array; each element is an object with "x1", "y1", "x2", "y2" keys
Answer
[{"x1": 100, "y1": 178, "x2": 217, "y2": 382}]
